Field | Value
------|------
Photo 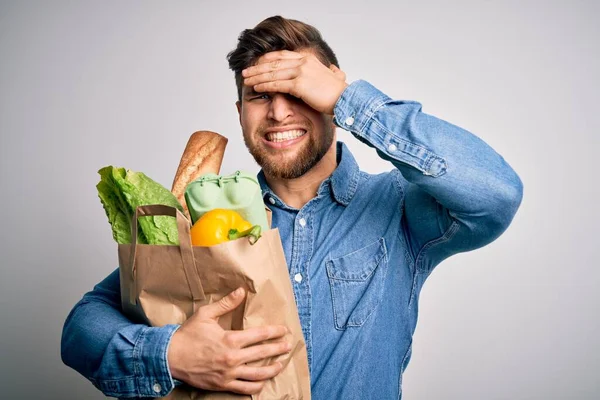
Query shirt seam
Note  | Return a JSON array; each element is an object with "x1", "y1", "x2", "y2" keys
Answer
[
  {"x1": 132, "y1": 326, "x2": 148, "y2": 396},
  {"x1": 398, "y1": 340, "x2": 413, "y2": 399},
  {"x1": 90, "y1": 376, "x2": 138, "y2": 397},
  {"x1": 356, "y1": 95, "x2": 391, "y2": 133},
  {"x1": 415, "y1": 220, "x2": 460, "y2": 273},
  {"x1": 369, "y1": 117, "x2": 447, "y2": 176},
  {"x1": 164, "y1": 325, "x2": 180, "y2": 390}
]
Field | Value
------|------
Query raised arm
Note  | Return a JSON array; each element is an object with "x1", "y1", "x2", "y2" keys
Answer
[
  {"x1": 334, "y1": 80, "x2": 523, "y2": 271},
  {"x1": 242, "y1": 50, "x2": 523, "y2": 271}
]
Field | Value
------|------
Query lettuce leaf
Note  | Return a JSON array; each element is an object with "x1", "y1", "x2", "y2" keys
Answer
[{"x1": 96, "y1": 166, "x2": 183, "y2": 245}]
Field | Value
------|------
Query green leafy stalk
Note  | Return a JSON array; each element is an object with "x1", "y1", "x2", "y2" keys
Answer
[{"x1": 96, "y1": 166, "x2": 184, "y2": 245}]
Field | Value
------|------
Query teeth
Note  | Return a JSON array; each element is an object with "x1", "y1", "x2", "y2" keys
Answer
[{"x1": 267, "y1": 129, "x2": 306, "y2": 142}]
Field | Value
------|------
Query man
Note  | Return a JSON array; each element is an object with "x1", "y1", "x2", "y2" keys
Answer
[{"x1": 62, "y1": 15, "x2": 523, "y2": 399}]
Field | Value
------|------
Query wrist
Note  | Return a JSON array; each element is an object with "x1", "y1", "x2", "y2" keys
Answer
[{"x1": 328, "y1": 81, "x2": 349, "y2": 115}]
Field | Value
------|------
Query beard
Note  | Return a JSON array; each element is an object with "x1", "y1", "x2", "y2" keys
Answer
[{"x1": 243, "y1": 119, "x2": 335, "y2": 180}]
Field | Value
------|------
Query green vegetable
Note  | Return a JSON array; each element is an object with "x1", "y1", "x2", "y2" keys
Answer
[{"x1": 96, "y1": 166, "x2": 184, "y2": 245}]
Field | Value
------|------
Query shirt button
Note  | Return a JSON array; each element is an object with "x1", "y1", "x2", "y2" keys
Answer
[
  {"x1": 268, "y1": 197, "x2": 276, "y2": 205},
  {"x1": 153, "y1": 383, "x2": 162, "y2": 393},
  {"x1": 388, "y1": 144, "x2": 397, "y2": 152},
  {"x1": 294, "y1": 273, "x2": 303, "y2": 283},
  {"x1": 344, "y1": 116, "x2": 355, "y2": 126},
  {"x1": 299, "y1": 218, "x2": 306, "y2": 227}
]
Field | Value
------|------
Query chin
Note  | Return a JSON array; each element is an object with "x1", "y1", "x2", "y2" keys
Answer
[{"x1": 245, "y1": 127, "x2": 334, "y2": 179}]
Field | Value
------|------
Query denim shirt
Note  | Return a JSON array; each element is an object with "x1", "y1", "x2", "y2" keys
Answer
[{"x1": 61, "y1": 80, "x2": 523, "y2": 399}]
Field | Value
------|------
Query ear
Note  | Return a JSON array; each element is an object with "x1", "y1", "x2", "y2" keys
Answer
[{"x1": 236, "y1": 101, "x2": 242, "y2": 125}]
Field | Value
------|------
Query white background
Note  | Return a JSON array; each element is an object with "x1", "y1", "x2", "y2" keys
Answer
[{"x1": 1, "y1": 1, "x2": 598, "y2": 399}]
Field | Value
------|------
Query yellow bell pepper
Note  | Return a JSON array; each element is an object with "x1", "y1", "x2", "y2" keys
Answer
[{"x1": 190, "y1": 208, "x2": 262, "y2": 246}]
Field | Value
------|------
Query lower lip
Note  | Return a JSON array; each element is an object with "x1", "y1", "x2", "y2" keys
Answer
[{"x1": 262, "y1": 132, "x2": 307, "y2": 149}]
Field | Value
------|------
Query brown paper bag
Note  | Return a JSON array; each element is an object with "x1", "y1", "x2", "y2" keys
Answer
[{"x1": 118, "y1": 205, "x2": 311, "y2": 400}]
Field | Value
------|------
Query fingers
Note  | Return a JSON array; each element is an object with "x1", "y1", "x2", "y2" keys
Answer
[
  {"x1": 199, "y1": 287, "x2": 246, "y2": 320},
  {"x1": 238, "y1": 339, "x2": 293, "y2": 364},
  {"x1": 242, "y1": 59, "x2": 303, "y2": 78},
  {"x1": 253, "y1": 80, "x2": 296, "y2": 96},
  {"x1": 330, "y1": 64, "x2": 347, "y2": 81},
  {"x1": 226, "y1": 325, "x2": 289, "y2": 348},
  {"x1": 225, "y1": 379, "x2": 267, "y2": 395},
  {"x1": 244, "y1": 67, "x2": 299, "y2": 87},
  {"x1": 235, "y1": 362, "x2": 283, "y2": 382},
  {"x1": 234, "y1": 362, "x2": 284, "y2": 381},
  {"x1": 223, "y1": 362, "x2": 286, "y2": 394}
]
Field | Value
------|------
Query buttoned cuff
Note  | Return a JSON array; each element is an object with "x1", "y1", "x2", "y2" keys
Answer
[
  {"x1": 334, "y1": 80, "x2": 391, "y2": 133},
  {"x1": 92, "y1": 324, "x2": 180, "y2": 398},
  {"x1": 333, "y1": 80, "x2": 447, "y2": 177},
  {"x1": 133, "y1": 324, "x2": 180, "y2": 397}
]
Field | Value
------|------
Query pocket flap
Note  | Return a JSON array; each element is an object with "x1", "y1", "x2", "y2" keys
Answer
[{"x1": 327, "y1": 238, "x2": 387, "y2": 281}]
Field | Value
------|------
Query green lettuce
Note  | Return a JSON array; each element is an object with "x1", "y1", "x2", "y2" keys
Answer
[{"x1": 96, "y1": 166, "x2": 184, "y2": 245}]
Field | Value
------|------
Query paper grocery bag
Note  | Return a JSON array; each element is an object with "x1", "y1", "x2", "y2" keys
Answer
[{"x1": 118, "y1": 205, "x2": 310, "y2": 400}]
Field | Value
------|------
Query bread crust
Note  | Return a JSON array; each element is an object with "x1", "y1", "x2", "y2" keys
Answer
[{"x1": 171, "y1": 130, "x2": 228, "y2": 218}]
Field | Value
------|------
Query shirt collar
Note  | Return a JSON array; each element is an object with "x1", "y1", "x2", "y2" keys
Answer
[{"x1": 257, "y1": 141, "x2": 360, "y2": 207}]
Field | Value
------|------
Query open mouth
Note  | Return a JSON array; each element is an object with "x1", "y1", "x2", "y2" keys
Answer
[{"x1": 265, "y1": 129, "x2": 307, "y2": 143}]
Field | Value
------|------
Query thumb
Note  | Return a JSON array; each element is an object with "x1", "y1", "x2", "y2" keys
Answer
[
  {"x1": 201, "y1": 287, "x2": 246, "y2": 320},
  {"x1": 330, "y1": 64, "x2": 346, "y2": 81}
]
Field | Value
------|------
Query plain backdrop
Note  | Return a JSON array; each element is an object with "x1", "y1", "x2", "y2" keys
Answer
[{"x1": 1, "y1": 1, "x2": 598, "y2": 399}]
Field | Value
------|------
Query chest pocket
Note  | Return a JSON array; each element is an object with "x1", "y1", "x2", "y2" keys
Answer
[{"x1": 326, "y1": 238, "x2": 388, "y2": 330}]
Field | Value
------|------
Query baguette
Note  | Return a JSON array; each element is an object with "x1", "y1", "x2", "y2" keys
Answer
[{"x1": 171, "y1": 130, "x2": 228, "y2": 218}]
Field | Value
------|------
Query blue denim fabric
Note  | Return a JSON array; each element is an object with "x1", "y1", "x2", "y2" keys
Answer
[
  {"x1": 61, "y1": 80, "x2": 523, "y2": 399},
  {"x1": 61, "y1": 270, "x2": 180, "y2": 398}
]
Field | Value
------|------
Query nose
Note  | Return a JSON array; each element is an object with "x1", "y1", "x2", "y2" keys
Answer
[{"x1": 267, "y1": 93, "x2": 294, "y2": 122}]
